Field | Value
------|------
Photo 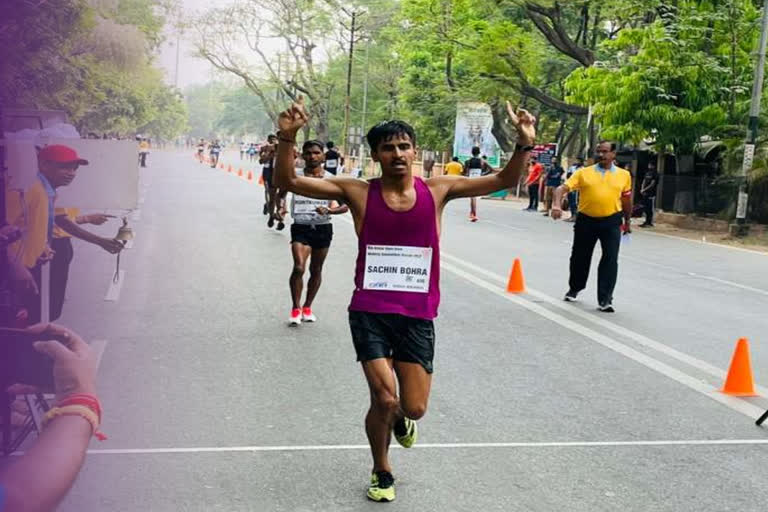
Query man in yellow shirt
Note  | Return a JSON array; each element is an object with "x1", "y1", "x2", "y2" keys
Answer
[
  {"x1": 444, "y1": 157, "x2": 463, "y2": 176},
  {"x1": 6, "y1": 144, "x2": 90, "y2": 323},
  {"x1": 552, "y1": 141, "x2": 632, "y2": 312}
]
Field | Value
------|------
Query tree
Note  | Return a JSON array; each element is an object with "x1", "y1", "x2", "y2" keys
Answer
[{"x1": 565, "y1": 0, "x2": 759, "y2": 170}]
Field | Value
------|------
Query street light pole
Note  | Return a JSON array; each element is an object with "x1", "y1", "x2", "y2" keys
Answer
[
  {"x1": 342, "y1": 10, "x2": 358, "y2": 170},
  {"x1": 736, "y1": 0, "x2": 768, "y2": 233},
  {"x1": 359, "y1": 38, "x2": 370, "y2": 176}
]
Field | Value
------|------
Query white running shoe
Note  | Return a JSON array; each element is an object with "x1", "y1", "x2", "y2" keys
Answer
[
  {"x1": 289, "y1": 309, "x2": 302, "y2": 326},
  {"x1": 301, "y1": 307, "x2": 317, "y2": 322}
]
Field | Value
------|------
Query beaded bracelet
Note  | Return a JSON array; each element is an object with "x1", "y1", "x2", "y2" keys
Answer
[{"x1": 43, "y1": 404, "x2": 108, "y2": 441}]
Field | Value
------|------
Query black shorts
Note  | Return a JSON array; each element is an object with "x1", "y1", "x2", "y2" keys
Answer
[
  {"x1": 290, "y1": 223, "x2": 333, "y2": 249},
  {"x1": 262, "y1": 167, "x2": 273, "y2": 187},
  {"x1": 349, "y1": 311, "x2": 435, "y2": 374}
]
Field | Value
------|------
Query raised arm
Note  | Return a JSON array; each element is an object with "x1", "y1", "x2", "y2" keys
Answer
[
  {"x1": 432, "y1": 102, "x2": 536, "y2": 201},
  {"x1": 273, "y1": 97, "x2": 358, "y2": 202}
]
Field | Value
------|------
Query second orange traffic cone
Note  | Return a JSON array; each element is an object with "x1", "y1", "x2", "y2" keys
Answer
[
  {"x1": 247, "y1": 170, "x2": 253, "y2": 182},
  {"x1": 506, "y1": 258, "x2": 525, "y2": 294},
  {"x1": 721, "y1": 338, "x2": 758, "y2": 396},
  {"x1": 258, "y1": 174, "x2": 264, "y2": 185},
  {"x1": 238, "y1": 168, "x2": 243, "y2": 177},
  {"x1": 227, "y1": 164, "x2": 233, "y2": 173}
]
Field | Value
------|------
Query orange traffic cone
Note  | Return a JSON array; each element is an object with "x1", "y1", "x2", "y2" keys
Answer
[
  {"x1": 227, "y1": 164, "x2": 233, "y2": 173},
  {"x1": 258, "y1": 174, "x2": 264, "y2": 185},
  {"x1": 506, "y1": 258, "x2": 525, "y2": 293},
  {"x1": 219, "y1": 163, "x2": 224, "y2": 169},
  {"x1": 247, "y1": 170, "x2": 253, "y2": 182},
  {"x1": 721, "y1": 338, "x2": 758, "y2": 396},
  {"x1": 238, "y1": 168, "x2": 243, "y2": 177}
]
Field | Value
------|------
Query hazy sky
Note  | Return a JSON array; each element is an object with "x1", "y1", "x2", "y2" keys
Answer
[{"x1": 156, "y1": 0, "x2": 288, "y2": 91}]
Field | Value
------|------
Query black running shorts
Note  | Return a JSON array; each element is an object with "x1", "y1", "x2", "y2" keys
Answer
[
  {"x1": 290, "y1": 223, "x2": 333, "y2": 250},
  {"x1": 349, "y1": 311, "x2": 435, "y2": 374},
  {"x1": 262, "y1": 167, "x2": 274, "y2": 187}
]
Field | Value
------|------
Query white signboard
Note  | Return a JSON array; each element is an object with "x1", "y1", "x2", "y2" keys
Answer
[
  {"x1": 363, "y1": 245, "x2": 432, "y2": 293},
  {"x1": 3, "y1": 139, "x2": 139, "y2": 210},
  {"x1": 453, "y1": 102, "x2": 501, "y2": 167}
]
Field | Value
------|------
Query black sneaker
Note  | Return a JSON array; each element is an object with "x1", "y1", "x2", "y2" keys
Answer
[
  {"x1": 267, "y1": 216, "x2": 275, "y2": 228},
  {"x1": 597, "y1": 302, "x2": 615, "y2": 313},
  {"x1": 276, "y1": 220, "x2": 285, "y2": 231},
  {"x1": 564, "y1": 290, "x2": 578, "y2": 302},
  {"x1": 263, "y1": 204, "x2": 268, "y2": 215}
]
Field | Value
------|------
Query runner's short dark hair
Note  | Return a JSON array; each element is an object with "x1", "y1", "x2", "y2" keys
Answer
[
  {"x1": 302, "y1": 140, "x2": 324, "y2": 152},
  {"x1": 366, "y1": 120, "x2": 416, "y2": 152},
  {"x1": 326, "y1": 141, "x2": 335, "y2": 149},
  {"x1": 471, "y1": 146, "x2": 480, "y2": 156},
  {"x1": 599, "y1": 140, "x2": 617, "y2": 151}
]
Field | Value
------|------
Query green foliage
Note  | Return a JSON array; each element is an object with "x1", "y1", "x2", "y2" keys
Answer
[{"x1": 566, "y1": 0, "x2": 760, "y2": 154}]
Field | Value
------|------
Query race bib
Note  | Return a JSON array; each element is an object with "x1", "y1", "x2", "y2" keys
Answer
[
  {"x1": 293, "y1": 196, "x2": 329, "y2": 215},
  {"x1": 469, "y1": 168, "x2": 482, "y2": 178},
  {"x1": 326, "y1": 159, "x2": 338, "y2": 169},
  {"x1": 363, "y1": 245, "x2": 432, "y2": 293}
]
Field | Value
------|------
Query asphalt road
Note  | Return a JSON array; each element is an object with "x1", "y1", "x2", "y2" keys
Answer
[{"x1": 52, "y1": 150, "x2": 768, "y2": 511}]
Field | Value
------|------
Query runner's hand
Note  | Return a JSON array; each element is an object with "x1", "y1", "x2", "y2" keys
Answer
[
  {"x1": 506, "y1": 101, "x2": 536, "y2": 146},
  {"x1": 316, "y1": 206, "x2": 330, "y2": 216},
  {"x1": 9, "y1": 260, "x2": 39, "y2": 295},
  {"x1": 278, "y1": 96, "x2": 310, "y2": 136},
  {"x1": 551, "y1": 207, "x2": 563, "y2": 220}
]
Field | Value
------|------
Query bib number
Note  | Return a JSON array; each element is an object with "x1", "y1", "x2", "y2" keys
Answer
[
  {"x1": 469, "y1": 168, "x2": 482, "y2": 178},
  {"x1": 363, "y1": 245, "x2": 432, "y2": 293}
]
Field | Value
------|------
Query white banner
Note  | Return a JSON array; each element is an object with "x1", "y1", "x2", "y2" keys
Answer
[{"x1": 453, "y1": 102, "x2": 501, "y2": 167}]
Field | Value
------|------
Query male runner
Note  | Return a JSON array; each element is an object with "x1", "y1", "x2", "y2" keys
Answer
[
  {"x1": 463, "y1": 146, "x2": 493, "y2": 222},
  {"x1": 209, "y1": 140, "x2": 221, "y2": 168},
  {"x1": 196, "y1": 139, "x2": 205, "y2": 163},
  {"x1": 275, "y1": 96, "x2": 535, "y2": 502},
  {"x1": 324, "y1": 141, "x2": 341, "y2": 175},
  {"x1": 259, "y1": 134, "x2": 279, "y2": 223},
  {"x1": 287, "y1": 140, "x2": 349, "y2": 326}
]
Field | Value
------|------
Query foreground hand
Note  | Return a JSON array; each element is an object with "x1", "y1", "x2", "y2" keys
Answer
[
  {"x1": 551, "y1": 208, "x2": 563, "y2": 220},
  {"x1": 34, "y1": 327, "x2": 97, "y2": 400},
  {"x1": 506, "y1": 101, "x2": 536, "y2": 146},
  {"x1": 316, "y1": 206, "x2": 330, "y2": 216},
  {"x1": 277, "y1": 96, "x2": 310, "y2": 136}
]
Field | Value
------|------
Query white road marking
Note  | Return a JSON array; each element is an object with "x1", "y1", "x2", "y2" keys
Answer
[
  {"x1": 440, "y1": 259, "x2": 765, "y2": 420},
  {"x1": 441, "y1": 252, "x2": 768, "y2": 396},
  {"x1": 12, "y1": 438, "x2": 766, "y2": 456}
]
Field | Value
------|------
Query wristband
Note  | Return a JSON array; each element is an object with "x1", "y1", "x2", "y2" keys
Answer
[
  {"x1": 515, "y1": 143, "x2": 535, "y2": 152},
  {"x1": 43, "y1": 405, "x2": 108, "y2": 441}
]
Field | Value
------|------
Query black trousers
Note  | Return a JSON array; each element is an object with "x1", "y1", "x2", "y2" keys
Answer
[
  {"x1": 527, "y1": 184, "x2": 539, "y2": 210},
  {"x1": 568, "y1": 213, "x2": 622, "y2": 304},
  {"x1": 643, "y1": 196, "x2": 655, "y2": 225},
  {"x1": 50, "y1": 237, "x2": 74, "y2": 321}
]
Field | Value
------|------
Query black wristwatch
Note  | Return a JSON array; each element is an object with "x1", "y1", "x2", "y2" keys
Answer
[{"x1": 515, "y1": 143, "x2": 535, "y2": 152}]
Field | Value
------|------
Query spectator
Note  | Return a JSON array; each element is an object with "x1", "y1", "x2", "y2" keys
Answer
[
  {"x1": 0, "y1": 323, "x2": 102, "y2": 512},
  {"x1": 138, "y1": 138, "x2": 149, "y2": 168},
  {"x1": 543, "y1": 159, "x2": 565, "y2": 216},
  {"x1": 640, "y1": 163, "x2": 658, "y2": 227},
  {"x1": 564, "y1": 158, "x2": 584, "y2": 222},
  {"x1": 524, "y1": 155, "x2": 543, "y2": 211},
  {"x1": 444, "y1": 156, "x2": 463, "y2": 176}
]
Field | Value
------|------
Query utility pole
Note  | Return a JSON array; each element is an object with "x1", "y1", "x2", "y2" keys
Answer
[
  {"x1": 735, "y1": 0, "x2": 768, "y2": 235},
  {"x1": 359, "y1": 38, "x2": 371, "y2": 176},
  {"x1": 342, "y1": 11, "x2": 358, "y2": 169}
]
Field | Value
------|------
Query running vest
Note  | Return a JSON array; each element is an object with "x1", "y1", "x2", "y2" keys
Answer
[
  {"x1": 349, "y1": 177, "x2": 440, "y2": 320},
  {"x1": 291, "y1": 172, "x2": 331, "y2": 225},
  {"x1": 467, "y1": 157, "x2": 483, "y2": 178}
]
